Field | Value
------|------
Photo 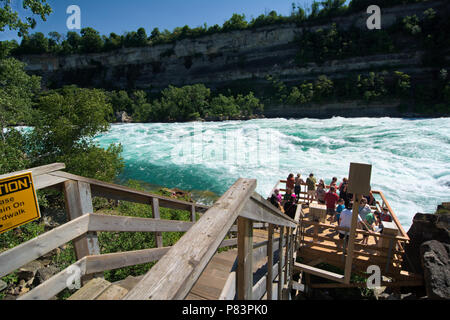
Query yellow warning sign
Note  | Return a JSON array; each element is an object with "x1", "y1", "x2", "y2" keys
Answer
[{"x1": 0, "y1": 172, "x2": 41, "y2": 234}]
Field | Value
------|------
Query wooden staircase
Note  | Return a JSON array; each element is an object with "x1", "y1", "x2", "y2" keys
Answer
[{"x1": 1, "y1": 164, "x2": 297, "y2": 300}]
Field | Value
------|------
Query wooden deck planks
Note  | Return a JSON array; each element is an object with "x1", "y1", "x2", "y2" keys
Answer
[{"x1": 186, "y1": 229, "x2": 273, "y2": 300}]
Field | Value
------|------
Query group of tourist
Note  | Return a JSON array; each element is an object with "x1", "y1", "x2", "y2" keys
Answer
[{"x1": 269, "y1": 173, "x2": 393, "y2": 242}]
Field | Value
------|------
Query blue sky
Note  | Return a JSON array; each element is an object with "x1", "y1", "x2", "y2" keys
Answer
[{"x1": 1, "y1": 0, "x2": 320, "y2": 41}]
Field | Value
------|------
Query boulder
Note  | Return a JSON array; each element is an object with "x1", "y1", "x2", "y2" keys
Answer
[
  {"x1": 42, "y1": 215, "x2": 60, "y2": 230},
  {"x1": 420, "y1": 240, "x2": 450, "y2": 300},
  {"x1": 34, "y1": 266, "x2": 60, "y2": 285},
  {"x1": 115, "y1": 111, "x2": 132, "y2": 123},
  {"x1": 17, "y1": 260, "x2": 43, "y2": 282},
  {"x1": 403, "y1": 212, "x2": 450, "y2": 274}
]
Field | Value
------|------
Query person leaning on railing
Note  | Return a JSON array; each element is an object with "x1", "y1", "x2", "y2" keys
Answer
[
  {"x1": 294, "y1": 173, "x2": 304, "y2": 199},
  {"x1": 286, "y1": 173, "x2": 295, "y2": 199},
  {"x1": 306, "y1": 173, "x2": 317, "y2": 204}
]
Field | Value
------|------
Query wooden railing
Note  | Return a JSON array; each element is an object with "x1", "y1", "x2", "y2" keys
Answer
[
  {"x1": 275, "y1": 179, "x2": 408, "y2": 240},
  {"x1": 299, "y1": 220, "x2": 408, "y2": 274},
  {"x1": 124, "y1": 181, "x2": 297, "y2": 300},
  {"x1": 0, "y1": 164, "x2": 297, "y2": 300},
  {"x1": 218, "y1": 196, "x2": 301, "y2": 301},
  {"x1": 272, "y1": 178, "x2": 412, "y2": 284}
]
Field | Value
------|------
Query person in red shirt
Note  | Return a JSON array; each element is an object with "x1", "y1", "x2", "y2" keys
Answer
[
  {"x1": 286, "y1": 173, "x2": 295, "y2": 198},
  {"x1": 324, "y1": 186, "x2": 339, "y2": 222}
]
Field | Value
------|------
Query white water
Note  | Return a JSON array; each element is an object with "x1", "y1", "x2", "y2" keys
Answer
[{"x1": 94, "y1": 117, "x2": 450, "y2": 229}]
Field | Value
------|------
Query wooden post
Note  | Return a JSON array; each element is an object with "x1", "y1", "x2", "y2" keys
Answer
[
  {"x1": 305, "y1": 273, "x2": 312, "y2": 297},
  {"x1": 64, "y1": 180, "x2": 101, "y2": 282},
  {"x1": 151, "y1": 198, "x2": 163, "y2": 248},
  {"x1": 266, "y1": 224, "x2": 274, "y2": 300},
  {"x1": 313, "y1": 224, "x2": 319, "y2": 242},
  {"x1": 277, "y1": 226, "x2": 284, "y2": 300},
  {"x1": 284, "y1": 227, "x2": 290, "y2": 285},
  {"x1": 190, "y1": 204, "x2": 196, "y2": 223},
  {"x1": 344, "y1": 162, "x2": 372, "y2": 284},
  {"x1": 289, "y1": 228, "x2": 295, "y2": 291},
  {"x1": 343, "y1": 194, "x2": 360, "y2": 283},
  {"x1": 237, "y1": 217, "x2": 253, "y2": 300}
]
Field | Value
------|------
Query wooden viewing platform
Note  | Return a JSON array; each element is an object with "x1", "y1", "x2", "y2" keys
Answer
[
  {"x1": 272, "y1": 178, "x2": 423, "y2": 289},
  {"x1": 0, "y1": 163, "x2": 423, "y2": 300}
]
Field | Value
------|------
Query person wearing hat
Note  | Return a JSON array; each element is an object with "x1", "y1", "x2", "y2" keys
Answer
[{"x1": 283, "y1": 193, "x2": 297, "y2": 220}]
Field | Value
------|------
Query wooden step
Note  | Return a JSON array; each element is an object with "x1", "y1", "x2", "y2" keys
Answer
[
  {"x1": 113, "y1": 275, "x2": 145, "y2": 291},
  {"x1": 68, "y1": 277, "x2": 129, "y2": 300}
]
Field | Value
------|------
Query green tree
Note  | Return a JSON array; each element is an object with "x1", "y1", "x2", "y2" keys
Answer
[
  {"x1": 80, "y1": 27, "x2": 104, "y2": 53},
  {"x1": 104, "y1": 32, "x2": 123, "y2": 51},
  {"x1": 314, "y1": 75, "x2": 334, "y2": 100},
  {"x1": 29, "y1": 86, "x2": 123, "y2": 181},
  {"x1": 393, "y1": 71, "x2": 411, "y2": 96},
  {"x1": 0, "y1": 58, "x2": 40, "y2": 140},
  {"x1": 136, "y1": 28, "x2": 148, "y2": 46},
  {"x1": 0, "y1": 40, "x2": 19, "y2": 58},
  {"x1": 235, "y1": 92, "x2": 263, "y2": 115},
  {"x1": 48, "y1": 31, "x2": 62, "y2": 53},
  {"x1": 131, "y1": 90, "x2": 152, "y2": 122},
  {"x1": 109, "y1": 90, "x2": 134, "y2": 114},
  {"x1": 222, "y1": 14, "x2": 248, "y2": 32},
  {"x1": 158, "y1": 84, "x2": 211, "y2": 121},
  {"x1": 0, "y1": 0, "x2": 52, "y2": 36},
  {"x1": 124, "y1": 28, "x2": 148, "y2": 48},
  {"x1": 210, "y1": 94, "x2": 239, "y2": 117},
  {"x1": 61, "y1": 31, "x2": 81, "y2": 54},
  {"x1": 150, "y1": 27, "x2": 161, "y2": 43},
  {"x1": 19, "y1": 32, "x2": 49, "y2": 54},
  {"x1": 0, "y1": 58, "x2": 40, "y2": 174}
]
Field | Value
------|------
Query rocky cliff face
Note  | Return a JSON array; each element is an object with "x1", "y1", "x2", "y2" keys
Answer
[{"x1": 19, "y1": 1, "x2": 448, "y2": 93}]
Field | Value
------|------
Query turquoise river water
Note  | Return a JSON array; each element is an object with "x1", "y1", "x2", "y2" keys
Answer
[{"x1": 94, "y1": 117, "x2": 450, "y2": 230}]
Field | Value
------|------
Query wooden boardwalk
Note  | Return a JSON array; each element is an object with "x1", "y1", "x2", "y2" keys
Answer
[
  {"x1": 67, "y1": 229, "x2": 273, "y2": 300},
  {"x1": 186, "y1": 229, "x2": 271, "y2": 300}
]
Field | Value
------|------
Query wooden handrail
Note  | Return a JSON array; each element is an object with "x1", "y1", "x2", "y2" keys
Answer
[
  {"x1": 123, "y1": 178, "x2": 257, "y2": 300},
  {"x1": 372, "y1": 190, "x2": 409, "y2": 239},
  {"x1": 301, "y1": 220, "x2": 409, "y2": 241},
  {"x1": 278, "y1": 179, "x2": 407, "y2": 239},
  {"x1": 240, "y1": 192, "x2": 297, "y2": 228},
  {"x1": 49, "y1": 170, "x2": 209, "y2": 213},
  {"x1": 0, "y1": 163, "x2": 66, "y2": 180},
  {"x1": 0, "y1": 214, "x2": 90, "y2": 278}
]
